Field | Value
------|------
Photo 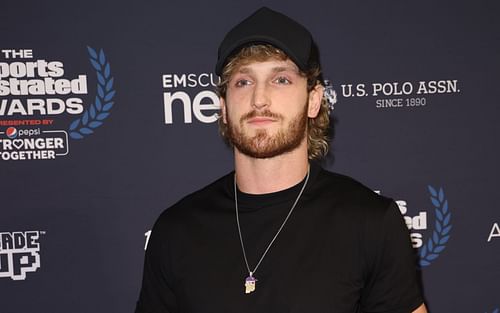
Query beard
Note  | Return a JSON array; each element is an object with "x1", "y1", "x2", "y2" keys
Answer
[{"x1": 226, "y1": 105, "x2": 308, "y2": 159}]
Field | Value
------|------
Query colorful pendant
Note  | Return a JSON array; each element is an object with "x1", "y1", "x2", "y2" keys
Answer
[{"x1": 245, "y1": 274, "x2": 256, "y2": 294}]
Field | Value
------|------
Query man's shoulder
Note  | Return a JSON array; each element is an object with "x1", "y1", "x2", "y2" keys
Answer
[
  {"x1": 315, "y1": 167, "x2": 393, "y2": 212},
  {"x1": 178, "y1": 173, "x2": 232, "y2": 204},
  {"x1": 316, "y1": 167, "x2": 386, "y2": 200},
  {"x1": 155, "y1": 172, "x2": 232, "y2": 224}
]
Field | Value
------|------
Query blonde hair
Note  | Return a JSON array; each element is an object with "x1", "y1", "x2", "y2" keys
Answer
[{"x1": 216, "y1": 44, "x2": 330, "y2": 160}]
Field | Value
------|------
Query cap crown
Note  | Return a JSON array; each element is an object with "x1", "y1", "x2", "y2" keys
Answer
[{"x1": 215, "y1": 7, "x2": 313, "y2": 76}]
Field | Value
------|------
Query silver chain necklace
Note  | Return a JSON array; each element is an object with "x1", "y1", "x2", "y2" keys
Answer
[{"x1": 234, "y1": 166, "x2": 310, "y2": 294}]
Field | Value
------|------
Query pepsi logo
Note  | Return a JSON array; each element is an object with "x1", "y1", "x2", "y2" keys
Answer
[{"x1": 6, "y1": 127, "x2": 17, "y2": 139}]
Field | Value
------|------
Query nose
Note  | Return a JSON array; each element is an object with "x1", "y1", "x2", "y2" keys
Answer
[{"x1": 251, "y1": 82, "x2": 269, "y2": 110}]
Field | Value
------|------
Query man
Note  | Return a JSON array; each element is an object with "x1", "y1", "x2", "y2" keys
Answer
[{"x1": 136, "y1": 7, "x2": 427, "y2": 313}]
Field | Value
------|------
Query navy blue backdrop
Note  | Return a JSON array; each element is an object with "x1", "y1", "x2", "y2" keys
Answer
[{"x1": 1, "y1": 1, "x2": 499, "y2": 312}]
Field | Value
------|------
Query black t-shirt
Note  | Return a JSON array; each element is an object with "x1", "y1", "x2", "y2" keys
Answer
[{"x1": 135, "y1": 164, "x2": 424, "y2": 313}]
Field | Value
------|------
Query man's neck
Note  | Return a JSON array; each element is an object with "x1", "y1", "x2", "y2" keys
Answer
[{"x1": 234, "y1": 143, "x2": 309, "y2": 194}]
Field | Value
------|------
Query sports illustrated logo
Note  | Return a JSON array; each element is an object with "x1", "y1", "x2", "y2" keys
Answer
[
  {"x1": 487, "y1": 222, "x2": 500, "y2": 242},
  {"x1": 0, "y1": 231, "x2": 43, "y2": 280},
  {"x1": 339, "y1": 79, "x2": 460, "y2": 109},
  {"x1": 0, "y1": 47, "x2": 115, "y2": 161},
  {"x1": 384, "y1": 185, "x2": 452, "y2": 267},
  {"x1": 162, "y1": 73, "x2": 220, "y2": 124}
]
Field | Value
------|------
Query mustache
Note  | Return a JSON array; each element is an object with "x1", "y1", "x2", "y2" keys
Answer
[{"x1": 240, "y1": 110, "x2": 282, "y2": 123}]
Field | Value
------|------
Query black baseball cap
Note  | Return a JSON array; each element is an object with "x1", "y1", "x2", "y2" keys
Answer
[{"x1": 215, "y1": 7, "x2": 316, "y2": 76}]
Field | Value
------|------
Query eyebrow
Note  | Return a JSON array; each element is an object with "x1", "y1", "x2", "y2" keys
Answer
[{"x1": 271, "y1": 66, "x2": 300, "y2": 74}]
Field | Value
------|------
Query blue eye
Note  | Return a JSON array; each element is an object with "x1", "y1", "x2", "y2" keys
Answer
[
  {"x1": 274, "y1": 76, "x2": 291, "y2": 84},
  {"x1": 235, "y1": 79, "x2": 252, "y2": 87}
]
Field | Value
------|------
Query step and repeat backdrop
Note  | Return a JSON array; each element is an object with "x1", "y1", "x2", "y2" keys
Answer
[{"x1": 1, "y1": 1, "x2": 499, "y2": 312}]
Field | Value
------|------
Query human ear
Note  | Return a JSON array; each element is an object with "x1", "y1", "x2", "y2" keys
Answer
[{"x1": 308, "y1": 84, "x2": 324, "y2": 118}]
